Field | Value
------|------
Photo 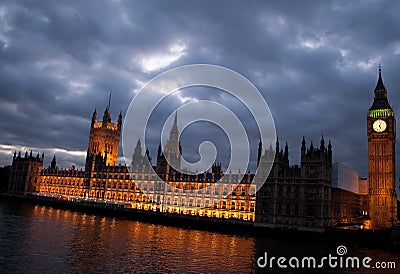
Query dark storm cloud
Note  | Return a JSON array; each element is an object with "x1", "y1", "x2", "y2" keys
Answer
[{"x1": 0, "y1": 0, "x2": 400, "y2": 192}]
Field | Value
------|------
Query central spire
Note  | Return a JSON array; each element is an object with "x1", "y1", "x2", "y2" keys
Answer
[
  {"x1": 172, "y1": 111, "x2": 178, "y2": 133},
  {"x1": 167, "y1": 111, "x2": 179, "y2": 149},
  {"x1": 164, "y1": 111, "x2": 181, "y2": 171}
]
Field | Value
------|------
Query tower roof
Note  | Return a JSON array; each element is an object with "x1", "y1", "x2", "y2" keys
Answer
[
  {"x1": 370, "y1": 66, "x2": 391, "y2": 111},
  {"x1": 168, "y1": 111, "x2": 179, "y2": 141},
  {"x1": 370, "y1": 98, "x2": 391, "y2": 110},
  {"x1": 374, "y1": 65, "x2": 386, "y2": 92},
  {"x1": 103, "y1": 107, "x2": 112, "y2": 123}
]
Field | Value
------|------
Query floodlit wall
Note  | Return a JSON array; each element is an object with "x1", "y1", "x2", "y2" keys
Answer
[{"x1": 332, "y1": 162, "x2": 359, "y2": 194}]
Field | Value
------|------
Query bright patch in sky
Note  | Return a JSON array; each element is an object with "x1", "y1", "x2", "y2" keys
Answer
[
  {"x1": 68, "y1": 80, "x2": 89, "y2": 96},
  {"x1": 299, "y1": 36, "x2": 326, "y2": 49},
  {"x1": 176, "y1": 91, "x2": 199, "y2": 104},
  {"x1": 0, "y1": 144, "x2": 86, "y2": 157},
  {"x1": 339, "y1": 48, "x2": 348, "y2": 57},
  {"x1": 139, "y1": 41, "x2": 187, "y2": 72},
  {"x1": 357, "y1": 57, "x2": 380, "y2": 71},
  {"x1": 258, "y1": 14, "x2": 286, "y2": 34},
  {"x1": 0, "y1": 7, "x2": 11, "y2": 48},
  {"x1": 393, "y1": 42, "x2": 400, "y2": 55},
  {"x1": 0, "y1": 144, "x2": 87, "y2": 168}
]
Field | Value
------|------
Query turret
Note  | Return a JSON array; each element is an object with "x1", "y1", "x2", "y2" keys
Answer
[
  {"x1": 102, "y1": 107, "x2": 112, "y2": 125},
  {"x1": 117, "y1": 111, "x2": 122, "y2": 130},
  {"x1": 91, "y1": 108, "x2": 97, "y2": 127},
  {"x1": 102, "y1": 91, "x2": 112, "y2": 126},
  {"x1": 50, "y1": 155, "x2": 57, "y2": 169},
  {"x1": 257, "y1": 138, "x2": 262, "y2": 166},
  {"x1": 301, "y1": 136, "x2": 306, "y2": 159},
  {"x1": 284, "y1": 142, "x2": 289, "y2": 164},
  {"x1": 327, "y1": 140, "x2": 332, "y2": 161},
  {"x1": 320, "y1": 135, "x2": 325, "y2": 151},
  {"x1": 276, "y1": 137, "x2": 280, "y2": 153}
]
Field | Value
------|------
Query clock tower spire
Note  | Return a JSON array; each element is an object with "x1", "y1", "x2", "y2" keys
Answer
[{"x1": 367, "y1": 65, "x2": 397, "y2": 229}]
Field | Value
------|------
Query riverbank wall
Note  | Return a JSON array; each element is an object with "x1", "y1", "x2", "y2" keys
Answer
[{"x1": 1, "y1": 193, "x2": 397, "y2": 251}]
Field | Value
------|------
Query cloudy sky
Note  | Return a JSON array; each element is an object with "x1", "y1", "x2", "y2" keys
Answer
[{"x1": 1, "y1": 0, "x2": 400, "y2": 186}]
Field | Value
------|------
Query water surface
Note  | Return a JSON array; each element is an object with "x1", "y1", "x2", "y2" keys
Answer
[{"x1": 0, "y1": 200, "x2": 398, "y2": 273}]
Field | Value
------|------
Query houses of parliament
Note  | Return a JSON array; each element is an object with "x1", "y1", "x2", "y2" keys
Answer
[{"x1": 6, "y1": 68, "x2": 399, "y2": 231}]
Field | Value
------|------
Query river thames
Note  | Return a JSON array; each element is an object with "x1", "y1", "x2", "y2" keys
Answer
[{"x1": 0, "y1": 199, "x2": 399, "y2": 273}]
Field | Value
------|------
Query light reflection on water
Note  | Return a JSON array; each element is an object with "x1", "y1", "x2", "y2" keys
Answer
[{"x1": 0, "y1": 200, "x2": 399, "y2": 273}]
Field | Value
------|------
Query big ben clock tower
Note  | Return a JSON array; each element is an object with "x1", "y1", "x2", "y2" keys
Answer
[{"x1": 367, "y1": 66, "x2": 398, "y2": 229}]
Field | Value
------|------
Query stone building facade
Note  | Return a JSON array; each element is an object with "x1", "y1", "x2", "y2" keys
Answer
[
  {"x1": 8, "y1": 151, "x2": 43, "y2": 195},
  {"x1": 331, "y1": 163, "x2": 369, "y2": 226},
  {"x1": 255, "y1": 137, "x2": 332, "y2": 231},
  {"x1": 9, "y1": 103, "x2": 256, "y2": 221}
]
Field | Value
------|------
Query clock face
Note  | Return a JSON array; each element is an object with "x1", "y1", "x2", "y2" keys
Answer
[{"x1": 373, "y1": 119, "x2": 387, "y2": 132}]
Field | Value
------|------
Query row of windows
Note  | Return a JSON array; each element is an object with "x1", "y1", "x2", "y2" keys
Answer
[
  {"x1": 262, "y1": 185, "x2": 330, "y2": 198},
  {"x1": 42, "y1": 181, "x2": 85, "y2": 187},
  {"x1": 263, "y1": 203, "x2": 330, "y2": 217},
  {"x1": 41, "y1": 179, "x2": 255, "y2": 197},
  {"x1": 102, "y1": 192, "x2": 255, "y2": 211},
  {"x1": 93, "y1": 173, "x2": 130, "y2": 179}
]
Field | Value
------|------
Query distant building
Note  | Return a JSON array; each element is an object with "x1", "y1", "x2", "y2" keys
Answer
[
  {"x1": 7, "y1": 151, "x2": 43, "y2": 195},
  {"x1": 0, "y1": 165, "x2": 11, "y2": 193},
  {"x1": 331, "y1": 163, "x2": 368, "y2": 226},
  {"x1": 332, "y1": 163, "x2": 359, "y2": 193},
  {"x1": 255, "y1": 137, "x2": 332, "y2": 232},
  {"x1": 8, "y1": 101, "x2": 256, "y2": 221}
]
